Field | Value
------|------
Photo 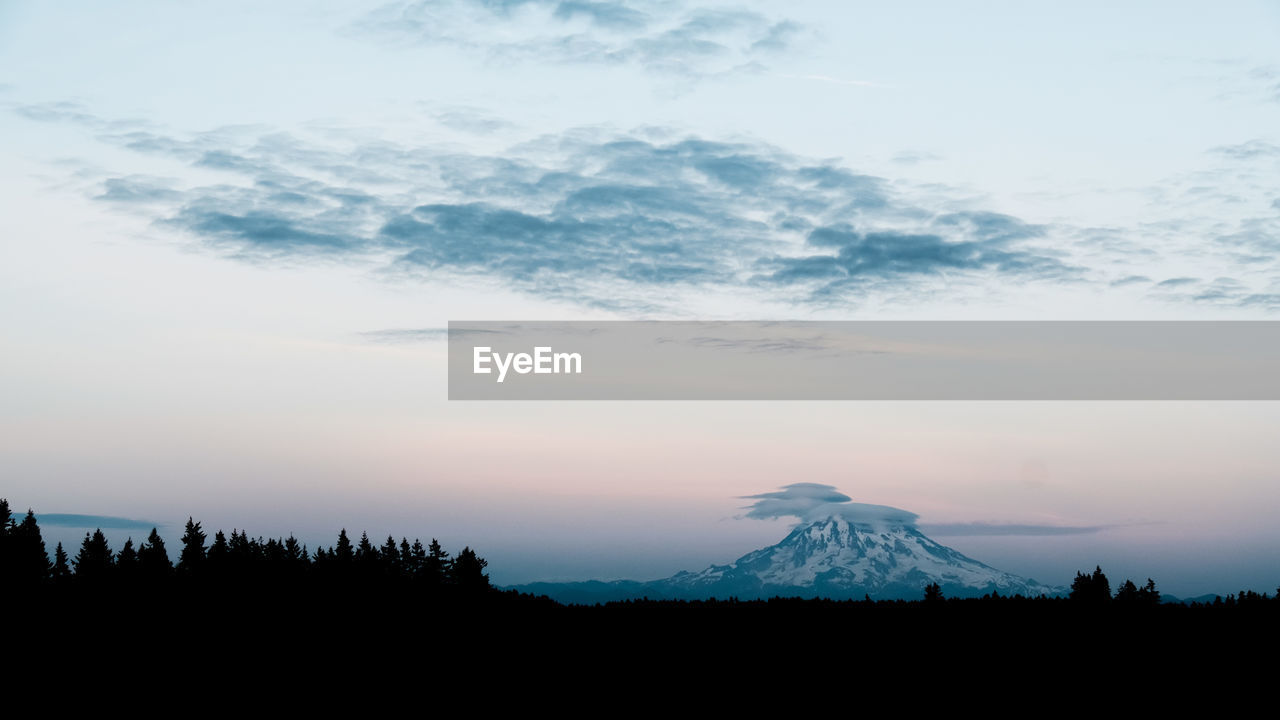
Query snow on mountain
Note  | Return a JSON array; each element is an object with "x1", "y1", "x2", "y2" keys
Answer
[
  {"x1": 510, "y1": 509, "x2": 1064, "y2": 604},
  {"x1": 658, "y1": 514, "x2": 1062, "y2": 600}
]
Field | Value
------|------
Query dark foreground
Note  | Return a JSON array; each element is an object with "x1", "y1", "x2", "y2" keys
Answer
[{"x1": 5, "y1": 501, "x2": 1278, "y2": 689}]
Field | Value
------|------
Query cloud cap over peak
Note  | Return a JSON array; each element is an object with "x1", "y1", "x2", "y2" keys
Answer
[{"x1": 741, "y1": 483, "x2": 919, "y2": 526}]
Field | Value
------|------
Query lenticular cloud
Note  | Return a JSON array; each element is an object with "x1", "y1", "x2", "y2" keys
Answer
[{"x1": 741, "y1": 482, "x2": 919, "y2": 526}]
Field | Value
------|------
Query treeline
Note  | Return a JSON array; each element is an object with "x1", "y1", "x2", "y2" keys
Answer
[
  {"x1": 6, "y1": 497, "x2": 1278, "y2": 611},
  {"x1": 0, "y1": 498, "x2": 491, "y2": 591}
]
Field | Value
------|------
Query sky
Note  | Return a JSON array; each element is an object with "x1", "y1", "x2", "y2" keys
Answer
[{"x1": 2, "y1": 1, "x2": 1279, "y2": 595}]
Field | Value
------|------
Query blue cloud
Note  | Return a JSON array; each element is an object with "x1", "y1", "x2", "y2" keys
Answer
[
  {"x1": 35, "y1": 513, "x2": 160, "y2": 530},
  {"x1": 357, "y1": 1, "x2": 803, "y2": 77},
  {"x1": 11, "y1": 103, "x2": 1107, "y2": 310},
  {"x1": 51, "y1": 121, "x2": 1084, "y2": 308},
  {"x1": 552, "y1": 1, "x2": 649, "y2": 30},
  {"x1": 920, "y1": 523, "x2": 1109, "y2": 537},
  {"x1": 1210, "y1": 139, "x2": 1280, "y2": 160},
  {"x1": 761, "y1": 215, "x2": 1072, "y2": 298}
]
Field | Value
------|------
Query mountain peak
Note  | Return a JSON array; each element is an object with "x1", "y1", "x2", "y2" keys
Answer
[
  {"x1": 510, "y1": 504, "x2": 1065, "y2": 604},
  {"x1": 666, "y1": 513, "x2": 1060, "y2": 599}
]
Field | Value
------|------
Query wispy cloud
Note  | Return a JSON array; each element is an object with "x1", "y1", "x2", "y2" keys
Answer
[
  {"x1": 15, "y1": 98, "x2": 1280, "y2": 314},
  {"x1": 740, "y1": 483, "x2": 919, "y2": 525},
  {"x1": 1210, "y1": 139, "x2": 1280, "y2": 160},
  {"x1": 35, "y1": 513, "x2": 161, "y2": 530},
  {"x1": 355, "y1": 1, "x2": 807, "y2": 78},
  {"x1": 919, "y1": 522, "x2": 1110, "y2": 537},
  {"x1": 358, "y1": 328, "x2": 449, "y2": 344},
  {"x1": 14, "y1": 102, "x2": 1090, "y2": 312},
  {"x1": 740, "y1": 484, "x2": 1117, "y2": 536}
]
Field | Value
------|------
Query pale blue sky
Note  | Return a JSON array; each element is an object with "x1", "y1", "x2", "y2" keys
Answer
[{"x1": 2, "y1": 1, "x2": 1280, "y2": 594}]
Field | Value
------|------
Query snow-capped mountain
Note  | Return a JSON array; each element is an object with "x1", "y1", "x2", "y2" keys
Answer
[
  {"x1": 510, "y1": 511, "x2": 1063, "y2": 604},
  {"x1": 658, "y1": 514, "x2": 1061, "y2": 600}
]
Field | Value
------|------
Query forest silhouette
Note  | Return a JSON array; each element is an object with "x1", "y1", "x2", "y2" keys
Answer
[{"x1": 5, "y1": 496, "x2": 1279, "y2": 638}]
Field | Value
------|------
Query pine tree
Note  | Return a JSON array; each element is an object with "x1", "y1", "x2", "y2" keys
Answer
[
  {"x1": 399, "y1": 538, "x2": 415, "y2": 577},
  {"x1": 923, "y1": 582, "x2": 944, "y2": 604},
  {"x1": 1137, "y1": 578, "x2": 1161, "y2": 606},
  {"x1": 283, "y1": 535, "x2": 306, "y2": 570},
  {"x1": 449, "y1": 546, "x2": 489, "y2": 589},
  {"x1": 424, "y1": 538, "x2": 451, "y2": 585},
  {"x1": 138, "y1": 527, "x2": 173, "y2": 579},
  {"x1": 1070, "y1": 566, "x2": 1113, "y2": 604},
  {"x1": 380, "y1": 535, "x2": 401, "y2": 576},
  {"x1": 0, "y1": 498, "x2": 12, "y2": 574},
  {"x1": 207, "y1": 530, "x2": 229, "y2": 576},
  {"x1": 116, "y1": 537, "x2": 138, "y2": 578},
  {"x1": 228, "y1": 529, "x2": 251, "y2": 563},
  {"x1": 73, "y1": 529, "x2": 114, "y2": 581},
  {"x1": 409, "y1": 539, "x2": 427, "y2": 579},
  {"x1": 177, "y1": 517, "x2": 207, "y2": 575},
  {"x1": 51, "y1": 542, "x2": 71, "y2": 583},
  {"x1": 333, "y1": 529, "x2": 354, "y2": 565},
  {"x1": 1114, "y1": 579, "x2": 1140, "y2": 603},
  {"x1": 11, "y1": 510, "x2": 51, "y2": 584},
  {"x1": 355, "y1": 531, "x2": 377, "y2": 569},
  {"x1": 1091, "y1": 566, "x2": 1111, "y2": 600}
]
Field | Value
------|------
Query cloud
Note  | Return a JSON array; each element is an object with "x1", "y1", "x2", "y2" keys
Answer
[
  {"x1": 11, "y1": 106, "x2": 1083, "y2": 311},
  {"x1": 358, "y1": 326, "x2": 508, "y2": 343},
  {"x1": 919, "y1": 523, "x2": 1109, "y2": 537},
  {"x1": 890, "y1": 150, "x2": 941, "y2": 165},
  {"x1": 759, "y1": 213, "x2": 1076, "y2": 300},
  {"x1": 1210, "y1": 139, "x2": 1280, "y2": 161},
  {"x1": 1110, "y1": 275, "x2": 1150, "y2": 287},
  {"x1": 355, "y1": 1, "x2": 806, "y2": 77},
  {"x1": 97, "y1": 176, "x2": 182, "y2": 204},
  {"x1": 741, "y1": 484, "x2": 1118, "y2": 536},
  {"x1": 359, "y1": 328, "x2": 449, "y2": 343},
  {"x1": 1154, "y1": 277, "x2": 1200, "y2": 288},
  {"x1": 35, "y1": 513, "x2": 161, "y2": 530},
  {"x1": 740, "y1": 483, "x2": 918, "y2": 526},
  {"x1": 430, "y1": 106, "x2": 517, "y2": 134},
  {"x1": 553, "y1": 1, "x2": 650, "y2": 30},
  {"x1": 31, "y1": 101, "x2": 1280, "y2": 314}
]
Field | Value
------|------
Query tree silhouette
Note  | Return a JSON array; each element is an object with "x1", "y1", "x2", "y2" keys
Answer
[
  {"x1": 283, "y1": 535, "x2": 307, "y2": 575},
  {"x1": 51, "y1": 542, "x2": 71, "y2": 583},
  {"x1": 1114, "y1": 577, "x2": 1163, "y2": 606},
  {"x1": 178, "y1": 518, "x2": 207, "y2": 575},
  {"x1": 450, "y1": 546, "x2": 489, "y2": 589},
  {"x1": 355, "y1": 531, "x2": 378, "y2": 575},
  {"x1": 923, "y1": 582, "x2": 944, "y2": 604},
  {"x1": 408, "y1": 539, "x2": 426, "y2": 578},
  {"x1": 0, "y1": 498, "x2": 12, "y2": 578},
  {"x1": 138, "y1": 527, "x2": 173, "y2": 580},
  {"x1": 399, "y1": 538, "x2": 415, "y2": 576},
  {"x1": 207, "y1": 530, "x2": 229, "y2": 578},
  {"x1": 1070, "y1": 566, "x2": 1112, "y2": 604},
  {"x1": 424, "y1": 538, "x2": 451, "y2": 585},
  {"x1": 380, "y1": 536, "x2": 402, "y2": 577},
  {"x1": 1137, "y1": 578, "x2": 1161, "y2": 606},
  {"x1": 116, "y1": 538, "x2": 138, "y2": 580},
  {"x1": 73, "y1": 529, "x2": 114, "y2": 581},
  {"x1": 1114, "y1": 579, "x2": 1139, "y2": 603},
  {"x1": 333, "y1": 529, "x2": 354, "y2": 566},
  {"x1": 12, "y1": 510, "x2": 50, "y2": 584}
]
